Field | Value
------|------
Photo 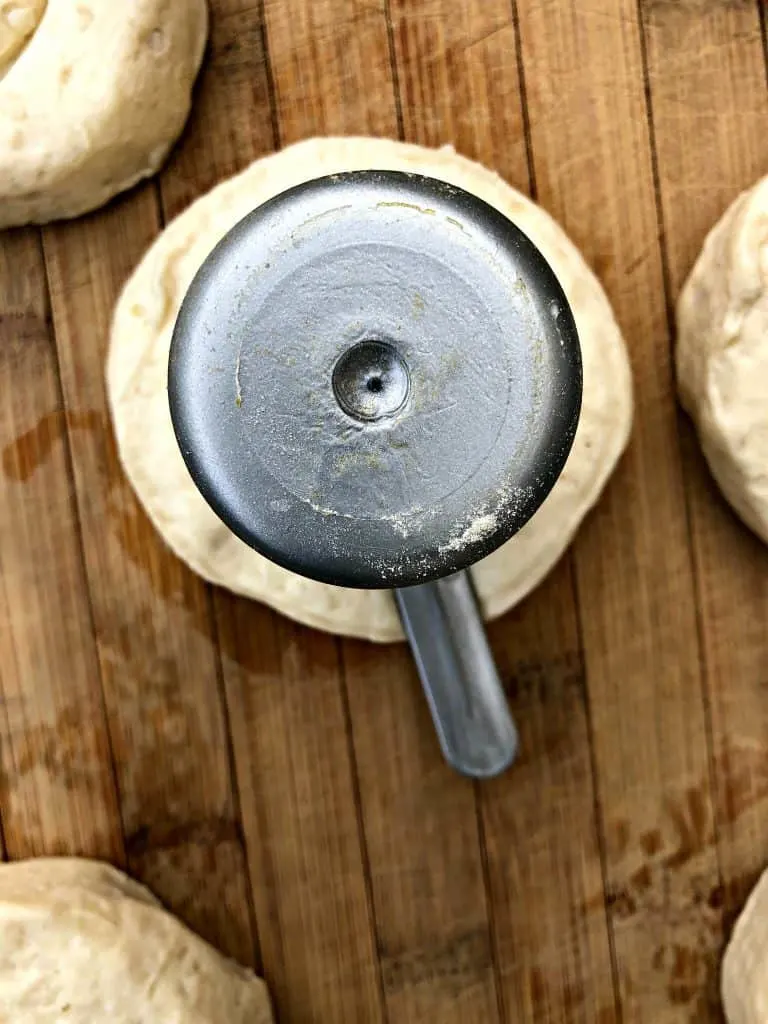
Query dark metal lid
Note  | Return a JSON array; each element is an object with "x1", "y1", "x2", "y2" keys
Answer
[{"x1": 168, "y1": 170, "x2": 582, "y2": 589}]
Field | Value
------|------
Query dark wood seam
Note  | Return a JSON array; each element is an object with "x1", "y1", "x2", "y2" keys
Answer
[
  {"x1": 570, "y1": 559, "x2": 626, "y2": 1024},
  {"x1": 383, "y1": 0, "x2": 405, "y2": 140},
  {"x1": 758, "y1": 0, "x2": 768, "y2": 89},
  {"x1": 337, "y1": 641, "x2": 391, "y2": 1024}
]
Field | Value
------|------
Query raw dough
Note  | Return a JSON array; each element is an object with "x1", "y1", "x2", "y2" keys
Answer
[
  {"x1": 0, "y1": 0, "x2": 208, "y2": 228},
  {"x1": 0, "y1": 0, "x2": 46, "y2": 76},
  {"x1": 677, "y1": 175, "x2": 768, "y2": 544},
  {"x1": 108, "y1": 137, "x2": 633, "y2": 642},
  {"x1": 722, "y1": 865, "x2": 768, "y2": 1023},
  {"x1": 0, "y1": 857, "x2": 273, "y2": 1023}
]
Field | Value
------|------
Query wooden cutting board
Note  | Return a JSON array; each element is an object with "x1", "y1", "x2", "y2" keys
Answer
[{"x1": 1, "y1": 2, "x2": 767, "y2": 1021}]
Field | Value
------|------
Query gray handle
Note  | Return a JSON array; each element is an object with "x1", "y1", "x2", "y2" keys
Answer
[{"x1": 395, "y1": 571, "x2": 518, "y2": 778}]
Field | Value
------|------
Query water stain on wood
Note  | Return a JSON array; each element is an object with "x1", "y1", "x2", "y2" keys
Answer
[
  {"x1": 380, "y1": 927, "x2": 492, "y2": 995},
  {"x1": 125, "y1": 816, "x2": 241, "y2": 859},
  {"x1": 504, "y1": 650, "x2": 585, "y2": 705},
  {"x1": 98, "y1": 637, "x2": 227, "y2": 830},
  {"x1": 664, "y1": 784, "x2": 712, "y2": 868},
  {"x1": 7, "y1": 704, "x2": 109, "y2": 793},
  {"x1": 0, "y1": 309, "x2": 49, "y2": 346},
  {"x1": 130, "y1": 834, "x2": 257, "y2": 967},
  {"x1": 716, "y1": 742, "x2": 768, "y2": 827},
  {"x1": 608, "y1": 817, "x2": 632, "y2": 861},
  {"x1": 1, "y1": 409, "x2": 102, "y2": 482},
  {"x1": 640, "y1": 828, "x2": 663, "y2": 856},
  {"x1": 1, "y1": 407, "x2": 206, "y2": 623},
  {"x1": 584, "y1": 741, "x2": 768, "y2": 1015},
  {"x1": 104, "y1": 484, "x2": 211, "y2": 623},
  {"x1": 528, "y1": 964, "x2": 616, "y2": 1022},
  {"x1": 602, "y1": 742, "x2": 768, "y2": 892},
  {"x1": 666, "y1": 944, "x2": 702, "y2": 1005}
]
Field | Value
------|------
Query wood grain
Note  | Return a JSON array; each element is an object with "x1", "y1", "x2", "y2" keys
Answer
[
  {"x1": 391, "y1": 0, "x2": 528, "y2": 173},
  {"x1": 159, "y1": 0, "x2": 277, "y2": 221},
  {"x1": 485, "y1": 574, "x2": 618, "y2": 1023},
  {"x1": 40, "y1": 190, "x2": 256, "y2": 963},
  {"x1": 388, "y1": 1, "x2": 618, "y2": 1020},
  {"x1": 0, "y1": 2, "x2": 766, "y2": 1021},
  {"x1": 513, "y1": 0, "x2": 723, "y2": 1019},
  {"x1": 639, "y1": 0, "x2": 768, "y2": 942},
  {"x1": 40, "y1": 176, "x2": 256, "y2": 967},
  {"x1": 255, "y1": 2, "x2": 506, "y2": 1021},
  {"x1": 176, "y1": 2, "x2": 384, "y2": 1020},
  {"x1": 0, "y1": 228, "x2": 122, "y2": 862},
  {"x1": 343, "y1": 641, "x2": 501, "y2": 1023},
  {"x1": 217, "y1": 609, "x2": 384, "y2": 1022},
  {"x1": 265, "y1": 0, "x2": 396, "y2": 139}
]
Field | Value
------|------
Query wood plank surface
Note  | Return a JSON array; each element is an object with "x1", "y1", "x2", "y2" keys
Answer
[
  {"x1": 248, "y1": 2, "x2": 502, "y2": 1021},
  {"x1": 205, "y1": 3, "x2": 387, "y2": 1021},
  {"x1": 389, "y1": 3, "x2": 618, "y2": 1021},
  {"x1": 513, "y1": 1, "x2": 723, "y2": 1020},
  {"x1": 639, "y1": 0, "x2": 768, "y2": 953},
  {"x1": 0, "y1": 228, "x2": 123, "y2": 862},
  {"x1": 1, "y1": 1, "x2": 767, "y2": 1022},
  {"x1": 36, "y1": 6, "x2": 262, "y2": 962},
  {"x1": 41, "y1": 187, "x2": 258, "y2": 962}
]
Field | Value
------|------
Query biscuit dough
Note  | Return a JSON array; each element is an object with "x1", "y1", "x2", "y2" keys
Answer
[
  {"x1": 0, "y1": 0, "x2": 208, "y2": 227},
  {"x1": 0, "y1": 858, "x2": 273, "y2": 1023},
  {"x1": 0, "y1": 0, "x2": 46, "y2": 76},
  {"x1": 722, "y1": 865, "x2": 768, "y2": 1023},
  {"x1": 677, "y1": 175, "x2": 768, "y2": 544},
  {"x1": 108, "y1": 137, "x2": 633, "y2": 642}
]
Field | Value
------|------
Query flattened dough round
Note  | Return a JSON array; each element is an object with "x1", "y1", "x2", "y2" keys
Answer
[
  {"x1": 108, "y1": 137, "x2": 633, "y2": 642},
  {"x1": 677, "y1": 175, "x2": 768, "y2": 544},
  {"x1": 0, "y1": 0, "x2": 208, "y2": 228},
  {"x1": 0, "y1": 857, "x2": 273, "y2": 1022}
]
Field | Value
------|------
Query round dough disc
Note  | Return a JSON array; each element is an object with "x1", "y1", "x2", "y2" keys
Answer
[
  {"x1": 108, "y1": 137, "x2": 633, "y2": 642},
  {"x1": 677, "y1": 175, "x2": 768, "y2": 544},
  {"x1": 0, "y1": 0, "x2": 208, "y2": 228},
  {"x1": 0, "y1": 858, "x2": 273, "y2": 1022}
]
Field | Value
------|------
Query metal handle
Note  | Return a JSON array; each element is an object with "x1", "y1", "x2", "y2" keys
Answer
[{"x1": 395, "y1": 571, "x2": 518, "y2": 778}]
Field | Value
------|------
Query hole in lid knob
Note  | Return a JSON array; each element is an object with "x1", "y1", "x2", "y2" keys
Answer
[{"x1": 332, "y1": 340, "x2": 410, "y2": 423}]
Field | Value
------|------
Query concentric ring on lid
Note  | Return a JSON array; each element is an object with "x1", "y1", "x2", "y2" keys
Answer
[{"x1": 168, "y1": 170, "x2": 582, "y2": 589}]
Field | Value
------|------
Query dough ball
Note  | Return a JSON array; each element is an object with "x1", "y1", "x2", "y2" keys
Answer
[
  {"x1": 677, "y1": 175, "x2": 768, "y2": 544},
  {"x1": 107, "y1": 137, "x2": 633, "y2": 642},
  {"x1": 0, "y1": 0, "x2": 208, "y2": 228},
  {"x1": 0, "y1": 857, "x2": 273, "y2": 1023},
  {"x1": 722, "y1": 865, "x2": 768, "y2": 1023}
]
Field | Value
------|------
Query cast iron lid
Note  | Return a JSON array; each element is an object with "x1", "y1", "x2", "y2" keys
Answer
[{"x1": 168, "y1": 170, "x2": 582, "y2": 589}]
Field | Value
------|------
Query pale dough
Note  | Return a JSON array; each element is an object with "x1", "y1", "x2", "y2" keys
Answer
[
  {"x1": 107, "y1": 137, "x2": 633, "y2": 642},
  {"x1": 722, "y1": 865, "x2": 768, "y2": 1023},
  {"x1": 0, "y1": 0, "x2": 45, "y2": 76},
  {"x1": 0, "y1": 0, "x2": 208, "y2": 228},
  {"x1": 677, "y1": 175, "x2": 768, "y2": 544},
  {"x1": 0, "y1": 857, "x2": 273, "y2": 1022}
]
